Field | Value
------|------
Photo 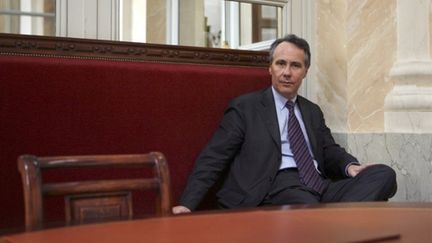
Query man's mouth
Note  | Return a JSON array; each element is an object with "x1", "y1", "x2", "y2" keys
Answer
[{"x1": 280, "y1": 81, "x2": 294, "y2": 85}]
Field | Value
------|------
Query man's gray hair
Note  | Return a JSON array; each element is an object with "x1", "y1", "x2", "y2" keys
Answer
[{"x1": 269, "y1": 34, "x2": 311, "y2": 68}]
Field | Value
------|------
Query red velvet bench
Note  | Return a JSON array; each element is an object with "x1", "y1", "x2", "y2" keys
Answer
[{"x1": 0, "y1": 34, "x2": 269, "y2": 231}]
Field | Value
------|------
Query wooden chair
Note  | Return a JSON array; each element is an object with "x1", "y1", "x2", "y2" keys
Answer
[{"x1": 17, "y1": 152, "x2": 172, "y2": 231}]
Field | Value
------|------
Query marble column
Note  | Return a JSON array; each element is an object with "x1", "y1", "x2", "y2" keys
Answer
[{"x1": 384, "y1": 0, "x2": 432, "y2": 132}]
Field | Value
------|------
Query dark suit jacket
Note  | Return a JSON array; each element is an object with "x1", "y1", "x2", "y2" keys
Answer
[{"x1": 180, "y1": 87, "x2": 357, "y2": 210}]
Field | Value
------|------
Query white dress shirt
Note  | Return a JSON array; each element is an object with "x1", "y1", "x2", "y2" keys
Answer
[{"x1": 271, "y1": 87, "x2": 320, "y2": 171}]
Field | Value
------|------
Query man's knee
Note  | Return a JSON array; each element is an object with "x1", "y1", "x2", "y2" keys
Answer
[
  {"x1": 366, "y1": 164, "x2": 397, "y2": 198},
  {"x1": 367, "y1": 164, "x2": 396, "y2": 180}
]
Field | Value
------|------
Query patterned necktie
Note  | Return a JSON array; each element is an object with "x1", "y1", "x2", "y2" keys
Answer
[{"x1": 286, "y1": 101, "x2": 326, "y2": 194}]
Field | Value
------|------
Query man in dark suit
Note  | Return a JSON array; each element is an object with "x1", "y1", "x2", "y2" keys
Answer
[{"x1": 172, "y1": 34, "x2": 396, "y2": 214}]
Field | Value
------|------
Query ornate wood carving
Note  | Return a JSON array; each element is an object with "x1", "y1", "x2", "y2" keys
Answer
[{"x1": 0, "y1": 33, "x2": 269, "y2": 67}]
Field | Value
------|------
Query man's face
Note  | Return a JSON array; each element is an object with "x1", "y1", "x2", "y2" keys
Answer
[{"x1": 269, "y1": 42, "x2": 308, "y2": 100}]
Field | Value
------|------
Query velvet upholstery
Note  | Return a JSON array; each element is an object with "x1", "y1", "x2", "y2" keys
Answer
[{"x1": 0, "y1": 55, "x2": 269, "y2": 229}]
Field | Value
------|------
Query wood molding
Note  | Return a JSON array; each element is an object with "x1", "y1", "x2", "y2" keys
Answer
[{"x1": 0, "y1": 33, "x2": 269, "y2": 67}]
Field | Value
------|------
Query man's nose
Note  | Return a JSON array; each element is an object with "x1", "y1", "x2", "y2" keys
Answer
[{"x1": 282, "y1": 66, "x2": 291, "y2": 76}]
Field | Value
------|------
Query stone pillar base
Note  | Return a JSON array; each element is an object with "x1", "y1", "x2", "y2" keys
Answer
[
  {"x1": 384, "y1": 85, "x2": 432, "y2": 132},
  {"x1": 385, "y1": 111, "x2": 432, "y2": 133}
]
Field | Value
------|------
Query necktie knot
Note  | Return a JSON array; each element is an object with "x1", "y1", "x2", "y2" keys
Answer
[{"x1": 286, "y1": 100, "x2": 295, "y2": 112}]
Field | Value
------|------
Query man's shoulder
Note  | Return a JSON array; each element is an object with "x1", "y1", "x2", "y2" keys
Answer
[
  {"x1": 230, "y1": 87, "x2": 270, "y2": 105},
  {"x1": 296, "y1": 95, "x2": 325, "y2": 117},
  {"x1": 297, "y1": 95, "x2": 320, "y2": 108}
]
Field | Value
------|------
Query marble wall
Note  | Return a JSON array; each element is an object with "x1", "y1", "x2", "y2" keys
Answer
[
  {"x1": 315, "y1": 0, "x2": 432, "y2": 202},
  {"x1": 333, "y1": 133, "x2": 432, "y2": 202},
  {"x1": 315, "y1": 0, "x2": 396, "y2": 132},
  {"x1": 315, "y1": 0, "x2": 349, "y2": 132},
  {"x1": 146, "y1": 0, "x2": 167, "y2": 44}
]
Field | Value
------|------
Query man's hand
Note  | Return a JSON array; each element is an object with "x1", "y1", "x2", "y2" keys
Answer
[
  {"x1": 172, "y1": 205, "x2": 191, "y2": 215},
  {"x1": 347, "y1": 164, "x2": 373, "y2": 177}
]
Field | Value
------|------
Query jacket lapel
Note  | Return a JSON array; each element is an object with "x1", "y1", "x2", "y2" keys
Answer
[{"x1": 257, "y1": 88, "x2": 281, "y2": 151}]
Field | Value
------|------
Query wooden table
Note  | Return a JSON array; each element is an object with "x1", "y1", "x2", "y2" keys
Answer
[{"x1": 1, "y1": 202, "x2": 431, "y2": 243}]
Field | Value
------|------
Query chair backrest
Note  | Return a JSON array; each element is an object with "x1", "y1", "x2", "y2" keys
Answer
[{"x1": 17, "y1": 152, "x2": 172, "y2": 231}]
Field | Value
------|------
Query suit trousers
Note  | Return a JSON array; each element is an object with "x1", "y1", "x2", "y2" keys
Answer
[{"x1": 261, "y1": 164, "x2": 397, "y2": 206}]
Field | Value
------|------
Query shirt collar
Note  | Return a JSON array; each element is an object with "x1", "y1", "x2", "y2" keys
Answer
[{"x1": 271, "y1": 86, "x2": 297, "y2": 111}]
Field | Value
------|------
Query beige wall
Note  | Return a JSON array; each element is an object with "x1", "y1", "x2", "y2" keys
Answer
[
  {"x1": 146, "y1": 0, "x2": 167, "y2": 44},
  {"x1": 315, "y1": 0, "x2": 396, "y2": 132},
  {"x1": 179, "y1": 0, "x2": 206, "y2": 47}
]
